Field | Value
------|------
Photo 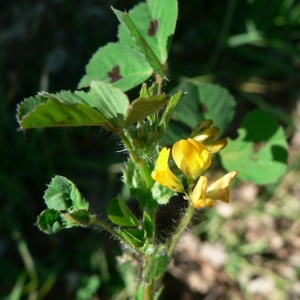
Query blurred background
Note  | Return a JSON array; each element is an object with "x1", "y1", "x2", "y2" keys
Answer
[{"x1": 1, "y1": 0, "x2": 300, "y2": 299}]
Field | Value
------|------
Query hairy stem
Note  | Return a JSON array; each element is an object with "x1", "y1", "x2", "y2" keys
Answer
[
  {"x1": 90, "y1": 216, "x2": 143, "y2": 255},
  {"x1": 155, "y1": 74, "x2": 163, "y2": 95},
  {"x1": 143, "y1": 271, "x2": 154, "y2": 300},
  {"x1": 167, "y1": 201, "x2": 195, "y2": 257}
]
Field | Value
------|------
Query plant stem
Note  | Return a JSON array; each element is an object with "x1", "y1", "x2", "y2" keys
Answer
[
  {"x1": 90, "y1": 216, "x2": 143, "y2": 255},
  {"x1": 167, "y1": 201, "x2": 194, "y2": 257},
  {"x1": 143, "y1": 280, "x2": 154, "y2": 300},
  {"x1": 155, "y1": 74, "x2": 163, "y2": 95}
]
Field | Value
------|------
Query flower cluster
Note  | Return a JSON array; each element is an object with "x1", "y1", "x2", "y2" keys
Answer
[{"x1": 151, "y1": 121, "x2": 238, "y2": 208}]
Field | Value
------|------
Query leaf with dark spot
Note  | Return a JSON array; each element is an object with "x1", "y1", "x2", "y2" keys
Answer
[
  {"x1": 148, "y1": 19, "x2": 159, "y2": 37},
  {"x1": 201, "y1": 103, "x2": 208, "y2": 113},
  {"x1": 108, "y1": 66, "x2": 123, "y2": 83}
]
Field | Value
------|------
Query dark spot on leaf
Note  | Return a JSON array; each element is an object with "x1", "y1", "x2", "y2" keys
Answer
[
  {"x1": 200, "y1": 103, "x2": 208, "y2": 113},
  {"x1": 148, "y1": 19, "x2": 159, "y2": 37},
  {"x1": 108, "y1": 66, "x2": 123, "y2": 83}
]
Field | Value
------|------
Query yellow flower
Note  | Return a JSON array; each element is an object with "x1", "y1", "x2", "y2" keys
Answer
[
  {"x1": 151, "y1": 147, "x2": 184, "y2": 192},
  {"x1": 190, "y1": 119, "x2": 228, "y2": 154},
  {"x1": 172, "y1": 138, "x2": 211, "y2": 182},
  {"x1": 190, "y1": 171, "x2": 238, "y2": 208}
]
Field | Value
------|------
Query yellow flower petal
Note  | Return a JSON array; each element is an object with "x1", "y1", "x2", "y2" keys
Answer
[
  {"x1": 193, "y1": 126, "x2": 220, "y2": 142},
  {"x1": 190, "y1": 176, "x2": 216, "y2": 208},
  {"x1": 206, "y1": 171, "x2": 239, "y2": 203},
  {"x1": 151, "y1": 147, "x2": 184, "y2": 192},
  {"x1": 172, "y1": 139, "x2": 211, "y2": 181},
  {"x1": 204, "y1": 139, "x2": 228, "y2": 153},
  {"x1": 190, "y1": 119, "x2": 214, "y2": 138}
]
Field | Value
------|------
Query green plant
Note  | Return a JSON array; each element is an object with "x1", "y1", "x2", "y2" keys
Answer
[{"x1": 16, "y1": 0, "x2": 288, "y2": 299}]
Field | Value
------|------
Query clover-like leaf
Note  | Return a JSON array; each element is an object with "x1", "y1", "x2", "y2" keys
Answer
[
  {"x1": 119, "y1": 228, "x2": 145, "y2": 248},
  {"x1": 17, "y1": 97, "x2": 106, "y2": 129},
  {"x1": 124, "y1": 94, "x2": 168, "y2": 126},
  {"x1": 163, "y1": 82, "x2": 236, "y2": 144},
  {"x1": 220, "y1": 110, "x2": 288, "y2": 184},
  {"x1": 107, "y1": 196, "x2": 139, "y2": 227},
  {"x1": 44, "y1": 176, "x2": 89, "y2": 211},
  {"x1": 116, "y1": 0, "x2": 178, "y2": 65},
  {"x1": 144, "y1": 254, "x2": 170, "y2": 283},
  {"x1": 78, "y1": 43, "x2": 153, "y2": 91},
  {"x1": 36, "y1": 209, "x2": 66, "y2": 235}
]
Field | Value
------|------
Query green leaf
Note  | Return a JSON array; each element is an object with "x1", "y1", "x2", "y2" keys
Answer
[
  {"x1": 174, "y1": 82, "x2": 236, "y2": 133},
  {"x1": 144, "y1": 254, "x2": 170, "y2": 283},
  {"x1": 61, "y1": 210, "x2": 91, "y2": 226},
  {"x1": 143, "y1": 211, "x2": 154, "y2": 238},
  {"x1": 124, "y1": 94, "x2": 168, "y2": 126},
  {"x1": 119, "y1": 228, "x2": 145, "y2": 247},
  {"x1": 117, "y1": 256, "x2": 138, "y2": 299},
  {"x1": 36, "y1": 176, "x2": 91, "y2": 234},
  {"x1": 18, "y1": 81, "x2": 131, "y2": 130},
  {"x1": 76, "y1": 81, "x2": 129, "y2": 128},
  {"x1": 122, "y1": 159, "x2": 151, "y2": 209},
  {"x1": 76, "y1": 275, "x2": 101, "y2": 300},
  {"x1": 78, "y1": 43, "x2": 153, "y2": 91},
  {"x1": 44, "y1": 175, "x2": 89, "y2": 211},
  {"x1": 158, "y1": 90, "x2": 184, "y2": 137},
  {"x1": 220, "y1": 110, "x2": 288, "y2": 184},
  {"x1": 17, "y1": 97, "x2": 106, "y2": 129},
  {"x1": 116, "y1": 0, "x2": 178, "y2": 65},
  {"x1": 151, "y1": 182, "x2": 176, "y2": 205},
  {"x1": 107, "y1": 196, "x2": 139, "y2": 227},
  {"x1": 113, "y1": 8, "x2": 165, "y2": 77},
  {"x1": 36, "y1": 209, "x2": 66, "y2": 234}
]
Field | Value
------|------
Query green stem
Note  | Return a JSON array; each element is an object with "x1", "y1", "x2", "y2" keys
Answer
[
  {"x1": 155, "y1": 74, "x2": 163, "y2": 95},
  {"x1": 167, "y1": 201, "x2": 195, "y2": 257},
  {"x1": 143, "y1": 266, "x2": 154, "y2": 300},
  {"x1": 90, "y1": 216, "x2": 143, "y2": 255}
]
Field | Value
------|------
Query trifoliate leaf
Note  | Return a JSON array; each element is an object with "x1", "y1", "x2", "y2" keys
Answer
[
  {"x1": 151, "y1": 182, "x2": 176, "y2": 205},
  {"x1": 17, "y1": 97, "x2": 106, "y2": 129},
  {"x1": 124, "y1": 94, "x2": 168, "y2": 126},
  {"x1": 119, "y1": 228, "x2": 145, "y2": 248},
  {"x1": 144, "y1": 254, "x2": 170, "y2": 283},
  {"x1": 107, "y1": 196, "x2": 139, "y2": 227},
  {"x1": 44, "y1": 176, "x2": 89, "y2": 211},
  {"x1": 174, "y1": 82, "x2": 236, "y2": 133},
  {"x1": 36, "y1": 209, "x2": 66, "y2": 235},
  {"x1": 143, "y1": 211, "x2": 154, "y2": 238},
  {"x1": 78, "y1": 43, "x2": 153, "y2": 91},
  {"x1": 113, "y1": 8, "x2": 164, "y2": 77},
  {"x1": 116, "y1": 0, "x2": 178, "y2": 65},
  {"x1": 220, "y1": 110, "x2": 288, "y2": 184}
]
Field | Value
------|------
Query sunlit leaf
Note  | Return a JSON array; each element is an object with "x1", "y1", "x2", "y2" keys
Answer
[
  {"x1": 76, "y1": 81, "x2": 129, "y2": 127},
  {"x1": 78, "y1": 43, "x2": 153, "y2": 91},
  {"x1": 151, "y1": 182, "x2": 176, "y2": 205},
  {"x1": 124, "y1": 94, "x2": 168, "y2": 126},
  {"x1": 113, "y1": 8, "x2": 165, "y2": 77},
  {"x1": 116, "y1": 0, "x2": 178, "y2": 64},
  {"x1": 17, "y1": 97, "x2": 106, "y2": 129}
]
